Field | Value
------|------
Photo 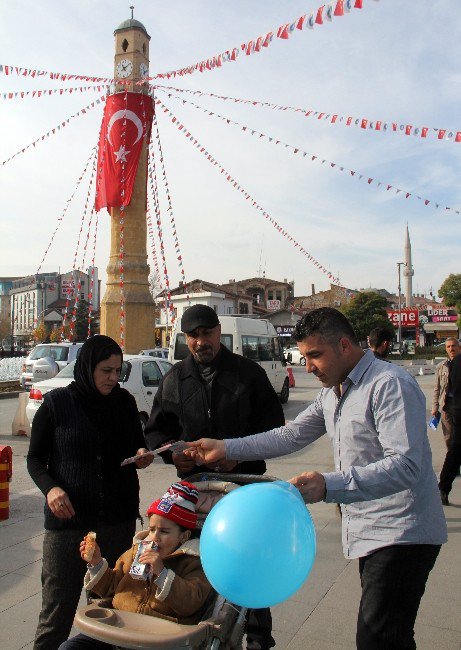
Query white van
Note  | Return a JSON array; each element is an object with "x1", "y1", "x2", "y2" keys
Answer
[{"x1": 168, "y1": 315, "x2": 289, "y2": 403}]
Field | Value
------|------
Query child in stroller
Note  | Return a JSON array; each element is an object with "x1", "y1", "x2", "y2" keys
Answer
[
  {"x1": 60, "y1": 481, "x2": 212, "y2": 649},
  {"x1": 73, "y1": 473, "x2": 277, "y2": 649}
]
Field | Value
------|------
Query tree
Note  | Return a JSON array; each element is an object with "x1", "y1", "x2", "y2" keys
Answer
[
  {"x1": 438, "y1": 274, "x2": 461, "y2": 308},
  {"x1": 0, "y1": 317, "x2": 10, "y2": 345},
  {"x1": 49, "y1": 324, "x2": 71, "y2": 342},
  {"x1": 33, "y1": 320, "x2": 47, "y2": 343},
  {"x1": 74, "y1": 300, "x2": 90, "y2": 342},
  {"x1": 341, "y1": 292, "x2": 394, "y2": 342}
]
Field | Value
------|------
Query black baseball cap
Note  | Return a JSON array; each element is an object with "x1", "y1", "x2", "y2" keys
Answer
[{"x1": 181, "y1": 305, "x2": 220, "y2": 334}]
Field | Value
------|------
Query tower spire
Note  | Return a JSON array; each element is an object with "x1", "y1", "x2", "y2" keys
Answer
[
  {"x1": 130, "y1": 5, "x2": 135, "y2": 19},
  {"x1": 403, "y1": 224, "x2": 414, "y2": 307}
]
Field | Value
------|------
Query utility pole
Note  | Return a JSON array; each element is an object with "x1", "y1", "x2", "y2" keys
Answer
[{"x1": 397, "y1": 262, "x2": 406, "y2": 350}]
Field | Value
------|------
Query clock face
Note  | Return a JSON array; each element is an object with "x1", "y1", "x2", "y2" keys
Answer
[
  {"x1": 116, "y1": 59, "x2": 133, "y2": 79},
  {"x1": 139, "y1": 63, "x2": 149, "y2": 78}
]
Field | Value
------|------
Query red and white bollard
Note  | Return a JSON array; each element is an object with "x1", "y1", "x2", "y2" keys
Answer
[{"x1": 0, "y1": 446, "x2": 13, "y2": 521}]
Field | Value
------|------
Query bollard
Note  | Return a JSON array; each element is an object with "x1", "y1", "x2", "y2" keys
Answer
[
  {"x1": 0, "y1": 445, "x2": 13, "y2": 520},
  {"x1": 286, "y1": 366, "x2": 296, "y2": 388},
  {"x1": 12, "y1": 392, "x2": 31, "y2": 436}
]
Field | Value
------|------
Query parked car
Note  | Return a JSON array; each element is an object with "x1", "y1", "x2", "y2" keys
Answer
[
  {"x1": 26, "y1": 354, "x2": 172, "y2": 428},
  {"x1": 284, "y1": 346, "x2": 305, "y2": 366},
  {"x1": 20, "y1": 342, "x2": 84, "y2": 390},
  {"x1": 139, "y1": 348, "x2": 169, "y2": 359}
]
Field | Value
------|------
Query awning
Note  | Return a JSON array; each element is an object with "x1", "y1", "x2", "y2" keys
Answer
[{"x1": 423, "y1": 323, "x2": 459, "y2": 333}]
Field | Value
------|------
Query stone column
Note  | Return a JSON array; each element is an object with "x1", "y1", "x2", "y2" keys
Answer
[{"x1": 100, "y1": 140, "x2": 154, "y2": 353}]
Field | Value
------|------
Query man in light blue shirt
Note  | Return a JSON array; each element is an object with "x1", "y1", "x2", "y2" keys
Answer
[{"x1": 188, "y1": 308, "x2": 447, "y2": 650}]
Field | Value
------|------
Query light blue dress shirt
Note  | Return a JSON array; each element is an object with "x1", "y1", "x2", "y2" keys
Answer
[{"x1": 225, "y1": 350, "x2": 447, "y2": 559}]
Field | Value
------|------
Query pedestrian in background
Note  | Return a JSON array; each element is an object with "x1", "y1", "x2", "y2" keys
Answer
[
  {"x1": 432, "y1": 337, "x2": 461, "y2": 450},
  {"x1": 439, "y1": 351, "x2": 461, "y2": 505},
  {"x1": 368, "y1": 326, "x2": 394, "y2": 360},
  {"x1": 27, "y1": 335, "x2": 153, "y2": 650}
]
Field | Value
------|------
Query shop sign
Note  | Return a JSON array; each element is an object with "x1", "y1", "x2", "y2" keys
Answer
[
  {"x1": 419, "y1": 308, "x2": 458, "y2": 323},
  {"x1": 275, "y1": 325, "x2": 295, "y2": 337},
  {"x1": 387, "y1": 308, "x2": 419, "y2": 327},
  {"x1": 267, "y1": 299, "x2": 281, "y2": 311}
]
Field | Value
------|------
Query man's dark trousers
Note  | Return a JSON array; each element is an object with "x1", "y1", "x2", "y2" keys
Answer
[{"x1": 356, "y1": 544, "x2": 440, "y2": 650}]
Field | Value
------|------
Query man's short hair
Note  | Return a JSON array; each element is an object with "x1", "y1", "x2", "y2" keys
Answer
[
  {"x1": 294, "y1": 307, "x2": 358, "y2": 345},
  {"x1": 368, "y1": 327, "x2": 394, "y2": 349}
]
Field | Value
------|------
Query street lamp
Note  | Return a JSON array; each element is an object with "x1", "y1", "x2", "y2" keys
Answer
[{"x1": 397, "y1": 262, "x2": 407, "y2": 350}]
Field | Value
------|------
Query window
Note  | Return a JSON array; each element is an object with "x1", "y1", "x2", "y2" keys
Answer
[
  {"x1": 242, "y1": 336, "x2": 279, "y2": 362},
  {"x1": 221, "y1": 334, "x2": 233, "y2": 351},
  {"x1": 158, "y1": 360, "x2": 173, "y2": 374},
  {"x1": 122, "y1": 38, "x2": 129, "y2": 52},
  {"x1": 142, "y1": 361, "x2": 163, "y2": 387},
  {"x1": 276, "y1": 291, "x2": 282, "y2": 301},
  {"x1": 30, "y1": 345, "x2": 69, "y2": 362},
  {"x1": 268, "y1": 291, "x2": 274, "y2": 301},
  {"x1": 239, "y1": 302, "x2": 249, "y2": 314}
]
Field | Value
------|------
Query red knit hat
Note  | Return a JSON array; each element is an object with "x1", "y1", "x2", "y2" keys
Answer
[{"x1": 147, "y1": 481, "x2": 199, "y2": 529}]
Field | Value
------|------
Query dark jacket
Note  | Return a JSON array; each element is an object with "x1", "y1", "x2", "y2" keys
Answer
[
  {"x1": 27, "y1": 385, "x2": 145, "y2": 530},
  {"x1": 144, "y1": 345, "x2": 285, "y2": 477}
]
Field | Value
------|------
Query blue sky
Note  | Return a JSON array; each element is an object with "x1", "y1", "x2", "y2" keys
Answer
[{"x1": 0, "y1": 0, "x2": 460, "y2": 298}]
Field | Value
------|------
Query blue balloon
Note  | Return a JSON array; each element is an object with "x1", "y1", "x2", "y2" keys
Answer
[{"x1": 200, "y1": 482, "x2": 316, "y2": 608}]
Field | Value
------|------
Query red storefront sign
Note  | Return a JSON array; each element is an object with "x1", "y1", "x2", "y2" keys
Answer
[{"x1": 387, "y1": 308, "x2": 419, "y2": 328}]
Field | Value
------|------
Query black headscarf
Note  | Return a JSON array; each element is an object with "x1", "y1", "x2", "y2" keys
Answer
[{"x1": 70, "y1": 335, "x2": 123, "y2": 409}]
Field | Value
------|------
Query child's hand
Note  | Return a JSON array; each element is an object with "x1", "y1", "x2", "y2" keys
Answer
[
  {"x1": 138, "y1": 548, "x2": 164, "y2": 577},
  {"x1": 80, "y1": 539, "x2": 102, "y2": 566}
]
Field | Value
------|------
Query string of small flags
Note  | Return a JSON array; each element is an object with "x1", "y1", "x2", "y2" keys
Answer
[
  {"x1": 62, "y1": 156, "x2": 98, "y2": 339},
  {"x1": 1, "y1": 95, "x2": 106, "y2": 166},
  {"x1": 159, "y1": 89, "x2": 460, "y2": 214},
  {"x1": 146, "y1": 197, "x2": 164, "y2": 296},
  {"x1": 146, "y1": 147, "x2": 176, "y2": 322},
  {"x1": 156, "y1": 97, "x2": 340, "y2": 283},
  {"x1": 36, "y1": 146, "x2": 98, "y2": 274},
  {"x1": 150, "y1": 0, "x2": 374, "y2": 81},
  {"x1": 69, "y1": 206, "x2": 96, "y2": 341},
  {"x1": 1, "y1": 84, "x2": 109, "y2": 100},
  {"x1": 0, "y1": 1, "x2": 376, "y2": 85},
  {"x1": 151, "y1": 92, "x2": 189, "y2": 302},
  {"x1": 155, "y1": 84, "x2": 461, "y2": 145},
  {"x1": 87, "y1": 210, "x2": 100, "y2": 338},
  {"x1": 118, "y1": 91, "x2": 129, "y2": 351}
]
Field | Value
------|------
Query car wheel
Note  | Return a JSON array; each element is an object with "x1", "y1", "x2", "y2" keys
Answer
[
  {"x1": 279, "y1": 379, "x2": 289, "y2": 404},
  {"x1": 300, "y1": 357, "x2": 306, "y2": 366},
  {"x1": 139, "y1": 413, "x2": 148, "y2": 431}
]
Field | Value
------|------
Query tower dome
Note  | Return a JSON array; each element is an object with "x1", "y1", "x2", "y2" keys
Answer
[{"x1": 114, "y1": 18, "x2": 149, "y2": 38}]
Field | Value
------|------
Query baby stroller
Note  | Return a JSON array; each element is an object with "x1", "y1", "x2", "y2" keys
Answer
[{"x1": 74, "y1": 472, "x2": 278, "y2": 649}]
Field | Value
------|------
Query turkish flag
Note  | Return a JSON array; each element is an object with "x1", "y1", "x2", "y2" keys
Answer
[{"x1": 94, "y1": 92, "x2": 154, "y2": 213}]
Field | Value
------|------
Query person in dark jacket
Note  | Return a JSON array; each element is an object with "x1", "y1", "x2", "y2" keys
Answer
[
  {"x1": 439, "y1": 352, "x2": 461, "y2": 504},
  {"x1": 27, "y1": 335, "x2": 153, "y2": 650},
  {"x1": 144, "y1": 304, "x2": 285, "y2": 650}
]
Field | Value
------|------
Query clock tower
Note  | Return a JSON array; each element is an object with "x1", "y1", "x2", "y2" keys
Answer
[{"x1": 100, "y1": 11, "x2": 155, "y2": 353}]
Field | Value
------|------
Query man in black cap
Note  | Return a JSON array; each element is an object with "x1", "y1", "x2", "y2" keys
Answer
[{"x1": 144, "y1": 304, "x2": 284, "y2": 649}]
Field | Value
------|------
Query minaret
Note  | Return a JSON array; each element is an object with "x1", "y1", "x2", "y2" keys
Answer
[
  {"x1": 403, "y1": 224, "x2": 414, "y2": 307},
  {"x1": 100, "y1": 11, "x2": 154, "y2": 353}
]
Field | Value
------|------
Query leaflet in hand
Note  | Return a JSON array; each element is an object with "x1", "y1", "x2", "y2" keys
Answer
[
  {"x1": 121, "y1": 441, "x2": 188, "y2": 466},
  {"x1": 428, "y1": 413, "x2": 441, "y2": 430}
]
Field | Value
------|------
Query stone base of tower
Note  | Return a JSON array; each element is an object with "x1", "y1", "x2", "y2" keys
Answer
[{"x1": 100, "y1": 284, "x2": 155, "y2": 354}]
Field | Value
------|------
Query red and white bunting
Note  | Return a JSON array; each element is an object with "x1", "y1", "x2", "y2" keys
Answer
[
  {"x1": 36, "y1": 147, "x2": 98, "y2": 275},
  {"x1": 1, "y1": 95, "x2": 106, "y2": 166},
  {"x1": 1, "y1": 85, "x2": 109, "y2": 100},
  {"x1": 159, "y1": 89, "x2": 460, "y2": 215},
  {"x1": 155, "y1": 97, "x2": 341, "y2": 284},
  {"x1": 151, "y1": 92, "x2": 189, "y2": 302},
  {"x1": 147, "y1": 148, "x2": 176, "y2": 322},
  {"x1": 0, "y1": 0, "x2": 372, "y2": 85},
  {"x1": 62, "y1": 157, "x2": 98, "y2": 340},
  {"x1": 87, "y1": 210, "x2": 100, "y2": 338},
  {"x1": 155, "y1": 84, "x2": 461, "y2": 145}
]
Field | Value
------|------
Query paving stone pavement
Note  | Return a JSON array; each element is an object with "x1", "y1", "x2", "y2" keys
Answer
[{"x1": 0, "y1": 369, "x2": 460, "y2": 649}]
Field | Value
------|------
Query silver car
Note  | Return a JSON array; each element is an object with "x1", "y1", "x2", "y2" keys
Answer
[{"x1": 20, "y1": 342, "x2": 83, "y2": 390}]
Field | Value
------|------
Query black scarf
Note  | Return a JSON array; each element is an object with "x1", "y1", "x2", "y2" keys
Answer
[{"x1": 69, "y1": 334, "x2": 123, "y2": 412}]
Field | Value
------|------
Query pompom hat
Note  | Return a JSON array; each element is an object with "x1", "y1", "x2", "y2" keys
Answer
[{"x1": 147, "y1": 481, "x2": 199, "y2": 529}]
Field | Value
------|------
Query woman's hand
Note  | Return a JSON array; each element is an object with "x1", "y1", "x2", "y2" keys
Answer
[
  {"x1": 46, "y1": 486, "x2": 75, "y2": 519},
  {"x1": 185, "y1": 439, "x2": 227, "y2": 465},
  {"x1": 80, "y1": 539, "x2": 102, "y2": 567},
  {"x1": 138, "y1": 548, "x2": 164, "y2": 577},
  {"x1": 134, "y1": 448, "x2": 154, "y2": 469}
]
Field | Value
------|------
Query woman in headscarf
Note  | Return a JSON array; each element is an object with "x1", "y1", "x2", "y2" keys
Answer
[{"x1": 27, "y1": 335, "x2": 152, "y2": 650}]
